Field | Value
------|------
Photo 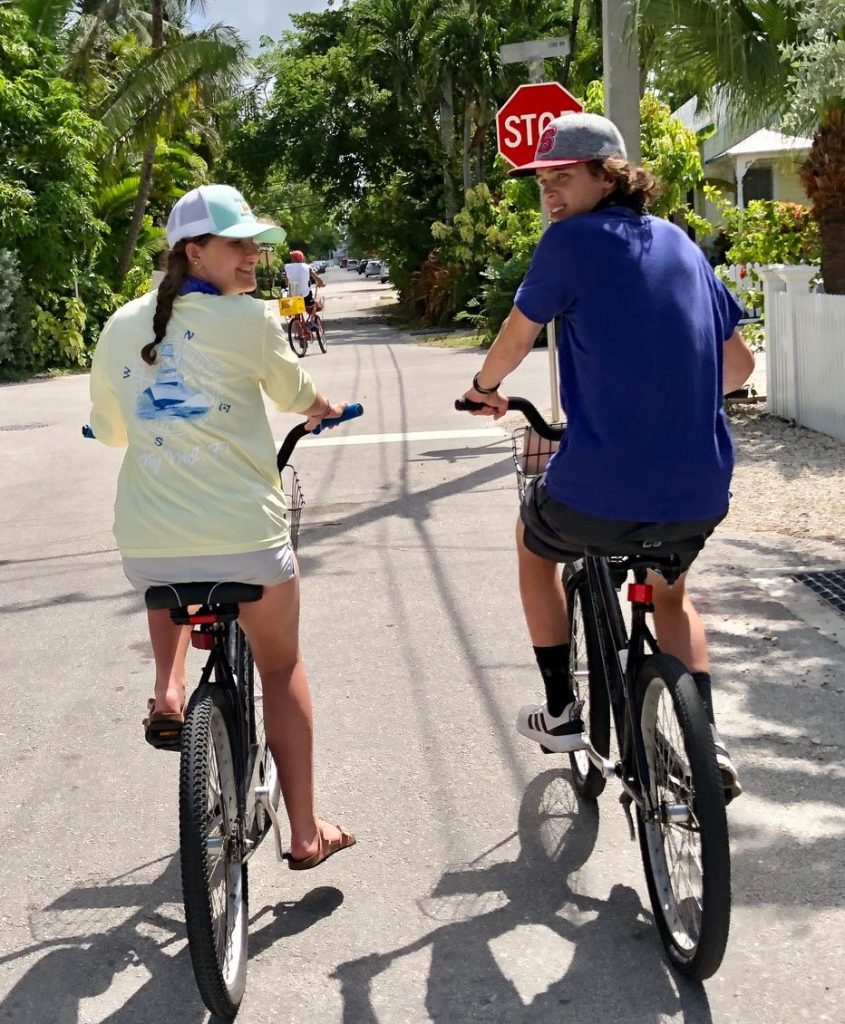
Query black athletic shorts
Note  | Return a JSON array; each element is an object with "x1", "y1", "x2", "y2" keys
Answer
[{"x1": 520, "y1": 476, "x2": 726, "y2": 574}]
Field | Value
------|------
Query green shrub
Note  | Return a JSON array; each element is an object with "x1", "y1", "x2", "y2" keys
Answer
[{"x1": 0, "y1": 248, "x2": 30, "y2": 371}]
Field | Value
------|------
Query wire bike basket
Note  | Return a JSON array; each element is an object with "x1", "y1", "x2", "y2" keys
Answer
[
  {"x1": 281, "y1": 464, "x2": 305, "y2": 552},
  {"x1": 510, "y1": 422, "x2": 564, "y2": 500}
]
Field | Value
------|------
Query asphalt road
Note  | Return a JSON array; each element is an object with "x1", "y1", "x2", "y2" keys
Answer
[{"x1": 1, "y1": 271, "x2": 843, "y2": 1023}]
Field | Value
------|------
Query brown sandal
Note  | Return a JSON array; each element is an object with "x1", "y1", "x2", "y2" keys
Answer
[
  {"x1": 143, "y1": 697, "x2": 185, "y2": 751},
  {"x1": 284, "y1": 825, "x2": 357, "y2": 871}
]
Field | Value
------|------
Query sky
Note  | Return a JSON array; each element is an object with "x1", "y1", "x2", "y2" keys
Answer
[{"x1": 192, "y1": 0, "x2": 329, "y2": 52}]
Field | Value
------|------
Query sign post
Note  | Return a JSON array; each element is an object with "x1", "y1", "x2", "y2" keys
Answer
[{"x1": 496, "y1": 70, "x2": 582, "y2": 422}]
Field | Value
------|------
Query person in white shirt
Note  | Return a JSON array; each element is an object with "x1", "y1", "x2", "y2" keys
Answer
[
  {"x1": 284, "y1": 250, "x2": 324, "y2": 311},
  {"x1": 89, "y1": 184, "x2": 355, "y2": 870}
]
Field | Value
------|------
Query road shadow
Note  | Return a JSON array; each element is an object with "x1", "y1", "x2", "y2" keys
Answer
[
  {"x1": 0, "y1": 854, "x2": 342, "y2": 1023},
  {"x1": 333, "y1": 770, "x2": 712, "y2": 1024}
]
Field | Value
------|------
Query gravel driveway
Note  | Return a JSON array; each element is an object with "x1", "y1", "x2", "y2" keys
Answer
[{"x1": 726, "y1": 406, "x2": 844, "y2": 543}]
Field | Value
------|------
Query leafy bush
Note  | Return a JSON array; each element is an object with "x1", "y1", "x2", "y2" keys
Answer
[
  {"x1": 693, "y1": 188, "x2": 821, "y2": 346},
  {"x1": 0, "y1": 248, "x2": 29, "y2": 371}
]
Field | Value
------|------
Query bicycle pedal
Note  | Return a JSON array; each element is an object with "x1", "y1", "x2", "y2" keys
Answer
[{"x1": 540, "y1": 744, "x2": 554, "y2": 755}]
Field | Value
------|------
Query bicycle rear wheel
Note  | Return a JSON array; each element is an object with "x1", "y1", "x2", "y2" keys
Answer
[
  {"x1": 563, "y1": 565, "x2": 609, "y2": 799},
  {"x1": 287, "y1": 318, "x2": 308, "y2": 357},
  {"x1": 313, "y1": 315, "x2": 327, "y2": 353},
  {"x1": 635, "y1": 654, "x2": 731, "y2": 980},
  {"x1": 180, "y1": 685, "x2": 248, "y2": 1018}
]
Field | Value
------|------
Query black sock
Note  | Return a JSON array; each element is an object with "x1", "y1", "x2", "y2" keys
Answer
[
  {"x1": 692, "y1": 671, "x2": 715, "y2": 725},
  {"x1": 533, "y1": 644, "x2": 573, "y2": 717}
]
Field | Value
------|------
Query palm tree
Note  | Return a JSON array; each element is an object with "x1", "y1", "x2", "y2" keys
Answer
[
  {"x1": 12, "y1": 0, "x2": 248, "y2": 286},
  {"x1": 637, "y1": 0, "x2": 845, "y2": 293}
]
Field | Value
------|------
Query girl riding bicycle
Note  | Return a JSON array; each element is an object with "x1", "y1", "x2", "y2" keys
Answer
[{"x1": 89, "y1": 184, "x2": 355, "y2": 869}]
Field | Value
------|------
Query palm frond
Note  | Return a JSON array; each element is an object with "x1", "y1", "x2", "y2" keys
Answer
[
  {"x1": 13, "y1": 0, "x2": 74, "y2": 37},
  {"x1": 636, "y1": 0, "x2": 802, "y2": 126},
  {"x1": 95, "y1": 176, "x2": 141, "y2": 219},
  {"x1": 98, "y1": 28, "x2": 249, "y2": 142}
]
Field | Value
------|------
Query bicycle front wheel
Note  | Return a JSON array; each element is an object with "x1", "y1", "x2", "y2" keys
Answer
[
  {"x1": 563, "y1": 564, "x2": 609, "y2": 799},
  {"x1": 313, "y1": 315, "x2": 327, "y2": 353},
  {"x1": 636, "y1": 654, "x2": 731, "y2": 980},
  {"x1": 180, "y1": 686, "x2": 248, "y2": 1018},
  {"x1": 287, "y1": 318, "x2": 308, "y2": 358}
]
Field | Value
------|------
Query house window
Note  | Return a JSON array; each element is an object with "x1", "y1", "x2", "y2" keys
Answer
[{"x1": 742, "y1": 165, "x2": 773, "y2": 205}]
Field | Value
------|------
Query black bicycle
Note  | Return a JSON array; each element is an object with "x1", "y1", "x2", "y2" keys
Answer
[
  {"x1": 102, "y1": 404, "x2": 362, "y2": 1019},
  {"x1": 457, "y1": 396, "x2": 731, "y2": 980}
]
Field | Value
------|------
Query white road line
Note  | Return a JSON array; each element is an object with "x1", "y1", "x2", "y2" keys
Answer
[{"x1": 298, "y1": 428, "x2": 508, "y2": 448}]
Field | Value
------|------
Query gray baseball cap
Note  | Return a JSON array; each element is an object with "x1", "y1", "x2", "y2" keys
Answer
[{"x1": 509, "y1": 112, "x2": 627, "y2": 176}]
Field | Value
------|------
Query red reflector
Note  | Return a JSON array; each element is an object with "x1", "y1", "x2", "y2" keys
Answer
[
  {"x1": 187, "y1": 614, "x2": 218, "y2": 624},
  {"x1": 628, "y1": 583, "x2": 653, "y2": 604},
  {"x1": 190, "y1": 630, "x2": 215, "y2": 650}
]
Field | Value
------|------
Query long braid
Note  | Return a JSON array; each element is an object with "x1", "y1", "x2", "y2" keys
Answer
[{"x1": 142, "y1": 242, "x2": 190, "y2": 365}]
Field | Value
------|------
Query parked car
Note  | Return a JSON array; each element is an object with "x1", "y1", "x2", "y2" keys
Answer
[
  {"x1": 312, "y1": 260, "x2": 327, "y2": 273},
  {"x1": 379, "y1": 262, "x2": 390, "y2": 284},
  {"x1": 364, "y1": 260, "x2": 382, "y2": 278},
  {"x1": 347, "y1": 259, "x2": 358, "y2": 270}
]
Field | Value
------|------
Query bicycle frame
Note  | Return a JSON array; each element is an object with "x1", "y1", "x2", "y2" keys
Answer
[
  {"x1": 179, "y1": 608, "x2": 285, "y2": 863},
  {"x1": 579, "y1": 556, "x2": 664, "y2": 827}
]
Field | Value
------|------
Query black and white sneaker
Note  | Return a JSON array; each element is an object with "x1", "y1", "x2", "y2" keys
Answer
[
  {"x1": 711, "y1": 726, "x2": 743, "y2": 802},
  {"x1": 516, "y1": 700, "x2": 587, "y2": 753}
]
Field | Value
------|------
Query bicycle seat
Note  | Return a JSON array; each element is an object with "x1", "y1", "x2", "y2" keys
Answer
[
  {"x1": 145, "y1": 581, "x2": 264, "y2": 611},
  {"x1": 585, "y1": 537, "x2": 705, "y2": 584}
]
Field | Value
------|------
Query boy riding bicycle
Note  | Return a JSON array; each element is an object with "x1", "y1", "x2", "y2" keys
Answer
[{"x1": 462, "y1": 113, "x2": 754, "y2": 800}]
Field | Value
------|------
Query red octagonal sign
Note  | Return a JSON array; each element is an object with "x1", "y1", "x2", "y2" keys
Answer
[{"x1": 496, "y1": 82, "x2": 583, "y2": 170}]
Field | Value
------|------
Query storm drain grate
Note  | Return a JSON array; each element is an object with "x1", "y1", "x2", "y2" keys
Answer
[{"x1": 792, "y1": 570, "x2": 845, "y2": 615}]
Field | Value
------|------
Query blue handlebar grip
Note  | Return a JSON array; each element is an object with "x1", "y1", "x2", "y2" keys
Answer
[
  {"x1": 82, "y1": 424, "x2": 95, "y2": 439},
  {"x1": 311, "y1": 402, "x2": 364, "y2": 436}
]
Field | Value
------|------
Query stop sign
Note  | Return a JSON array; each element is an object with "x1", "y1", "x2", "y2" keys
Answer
[{"x1": 496, "y1": 82, "x2": 583, "y2": 170}]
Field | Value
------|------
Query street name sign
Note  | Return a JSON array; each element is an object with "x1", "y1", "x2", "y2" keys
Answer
[{"x1": 499, "y1": 38, "x2": 571, "y2": 63}]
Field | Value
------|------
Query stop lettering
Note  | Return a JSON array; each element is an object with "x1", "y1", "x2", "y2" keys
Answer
[{"x1": 496, "y1": 82, "x2": 583, "y2": 170}]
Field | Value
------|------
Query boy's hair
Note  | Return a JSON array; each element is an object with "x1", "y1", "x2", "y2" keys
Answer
[{"x1": 587, "y1": 156, "x2": 660, "y2": 213}]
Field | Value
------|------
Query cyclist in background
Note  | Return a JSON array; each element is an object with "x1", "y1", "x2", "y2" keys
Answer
[
  {"x1": 284, "y1": 250, "x2": 324, "y2": 320},
  {"x1": 461, "y1": 114, "x2": 754, "y2": 800},
  {"x1": 89, "y1": 184, "x2": 356, "y2": 869}
]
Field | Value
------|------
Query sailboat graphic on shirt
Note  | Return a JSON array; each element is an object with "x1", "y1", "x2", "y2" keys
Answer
[{"x1": 136, "y1": 341, "x2": 213, "y2": 421}]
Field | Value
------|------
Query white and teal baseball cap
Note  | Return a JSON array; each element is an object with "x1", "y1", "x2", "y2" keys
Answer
[{"x1": 166, "y1": 184, "x2": 287, "y2": 247}]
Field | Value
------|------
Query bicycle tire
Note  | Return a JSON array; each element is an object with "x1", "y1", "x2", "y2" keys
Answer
[
  {"x1": 180, "y1": 685, "x2": 248, "y2": 1018},
  {"x1": 563, "y1": 565, "x2": 610, "y2": 799},
  {"x1": 287, "y1": 318, "x2": 308, "y2": 358},
  {"x1": 635, "y1": 653, "x2": 731, "y2": 980},
  {"x1": 313, "y1": 315, "x2": 327, "y2": 353}
]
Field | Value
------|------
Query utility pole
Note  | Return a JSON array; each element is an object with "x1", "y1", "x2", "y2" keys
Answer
[{"x1": 602, "y1": 0, "x2": 641, "y2": 165}]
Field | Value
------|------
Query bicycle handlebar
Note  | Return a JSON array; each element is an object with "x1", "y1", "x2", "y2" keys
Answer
[
  {"x1": 276, "y1": 402, "x2": 364, "y2": 471},
  {"x1": 454, "y1": 397, "x2": 564, "y2": 441}
]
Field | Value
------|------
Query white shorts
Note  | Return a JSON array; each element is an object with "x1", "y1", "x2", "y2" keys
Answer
[{"x1": 122, "y1": 544, "x2": 297, "y2": 593}]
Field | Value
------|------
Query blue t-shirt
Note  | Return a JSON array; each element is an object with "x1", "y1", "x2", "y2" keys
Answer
[{"x1": 514, "y1": 207, "x2": 744, "y2": 522}]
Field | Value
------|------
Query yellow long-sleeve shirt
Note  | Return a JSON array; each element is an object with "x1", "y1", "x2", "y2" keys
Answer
[{"x1": 89, "y1": 291, "x2": 316, "y2": 557}]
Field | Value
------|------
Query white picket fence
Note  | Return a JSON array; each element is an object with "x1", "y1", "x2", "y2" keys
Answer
[
  {"x1": 760, "y1": 265, "x2": 845, "y2": 442},
  {"x1": 722, "y1": 262, "x2": 763, "y2": 320}
]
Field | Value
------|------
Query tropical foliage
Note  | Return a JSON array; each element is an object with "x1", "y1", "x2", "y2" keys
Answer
[{"x1": 4, "y1": 0, "x2": 841, "y2": 377}]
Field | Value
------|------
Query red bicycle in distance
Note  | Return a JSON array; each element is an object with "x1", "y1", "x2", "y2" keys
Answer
[{"x1": 279, "y1": 287, "x2": 326, "y2": 358}]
